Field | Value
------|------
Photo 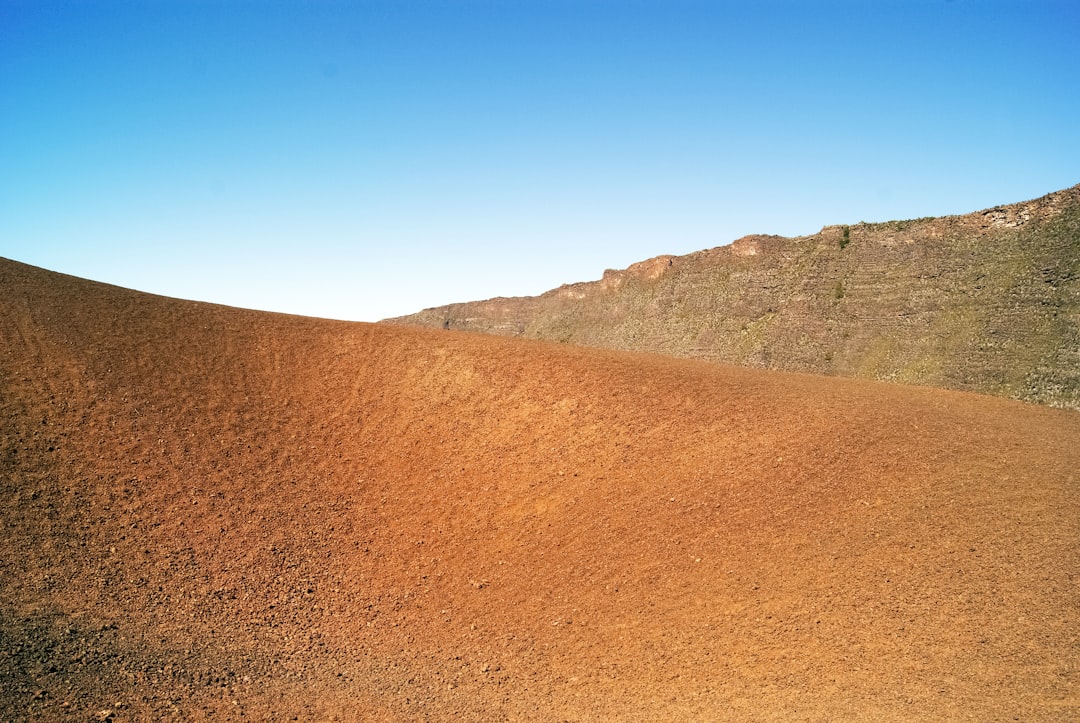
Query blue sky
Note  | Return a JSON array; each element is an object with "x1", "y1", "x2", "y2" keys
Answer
[{"x1": 2, "y1": 0, "x2": 1077, "y2": 321}]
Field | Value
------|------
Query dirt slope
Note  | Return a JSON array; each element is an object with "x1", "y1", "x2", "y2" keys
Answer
[
  {"x1": 388, "y1": 184, "x2": 1080, "y2": 409},
  {"x1": 2, "y1": 257, "x2": 1079, "y2": 720}
]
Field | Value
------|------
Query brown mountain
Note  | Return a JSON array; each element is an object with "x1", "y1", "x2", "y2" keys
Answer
[
  {"x1": 387, "y1": 184, "x2": 1080, "y2": 409},
  {"x1": 2, "y1": 257, "x2": 1079, "y2": 720}
]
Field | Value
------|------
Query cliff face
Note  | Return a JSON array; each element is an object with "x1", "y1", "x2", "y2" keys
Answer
[{"x1": 387, "y1": 185, "x2": 1080, "y2": 408}]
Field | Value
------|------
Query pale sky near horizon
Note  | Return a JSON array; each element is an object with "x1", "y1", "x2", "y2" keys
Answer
[{"x1": 2, "y1": 0, "x2": 1077, "y2": 322}]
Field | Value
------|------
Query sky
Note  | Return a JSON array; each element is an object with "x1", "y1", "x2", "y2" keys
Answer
[{"x1": 2, "y1": 0, "x2": 1078, "y2": 322}]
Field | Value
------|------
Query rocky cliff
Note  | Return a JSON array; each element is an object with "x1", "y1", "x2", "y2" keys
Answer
[{"x1": 387, "y1": 185, "x2": 1080, "y2": 408}]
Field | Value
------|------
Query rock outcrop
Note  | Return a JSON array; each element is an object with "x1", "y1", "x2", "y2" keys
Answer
[{"x1": 387, "y1": 185, "x2": 1080, "y2": 408}]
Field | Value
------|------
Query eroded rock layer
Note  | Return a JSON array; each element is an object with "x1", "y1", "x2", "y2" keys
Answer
[{"x1": 390, "y1": 185, "x2": 1080, "y2": 409}]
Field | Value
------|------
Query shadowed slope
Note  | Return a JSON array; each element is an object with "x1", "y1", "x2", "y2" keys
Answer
[{"x1": 2, "y1": 257, "x2": 1078, "y2": 720}]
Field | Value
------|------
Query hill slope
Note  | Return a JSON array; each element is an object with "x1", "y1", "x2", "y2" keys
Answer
[
  {"x1": 388, "y1": 185, "x2": 1080, "y2": 409},
  {"x1": 2, "y1": 257, "x2": 1079, "y2": 720}
]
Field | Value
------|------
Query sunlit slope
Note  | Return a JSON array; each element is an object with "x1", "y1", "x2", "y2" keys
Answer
[{"x1": 2, "y1": 257, "x2": 1078, "y2": 720}]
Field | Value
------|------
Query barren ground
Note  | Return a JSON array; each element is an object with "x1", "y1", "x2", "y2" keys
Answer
[{"x1": 2, "y1": 257, "x2": 1078, "y2": 720}]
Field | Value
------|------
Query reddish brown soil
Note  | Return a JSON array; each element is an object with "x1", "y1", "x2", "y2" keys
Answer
[{"x1": 2, "y1": 257, "x2": 1079, "y2": 720}]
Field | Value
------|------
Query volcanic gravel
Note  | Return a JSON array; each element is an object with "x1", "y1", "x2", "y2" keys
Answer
[{"x1": 2, "y1": 258, "x2": 1079, "y2": 720}]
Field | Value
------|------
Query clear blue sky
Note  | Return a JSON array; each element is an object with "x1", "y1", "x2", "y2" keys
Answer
[{"x1": 2, "y1": 0, "x2": 1077, "y2": 321}]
